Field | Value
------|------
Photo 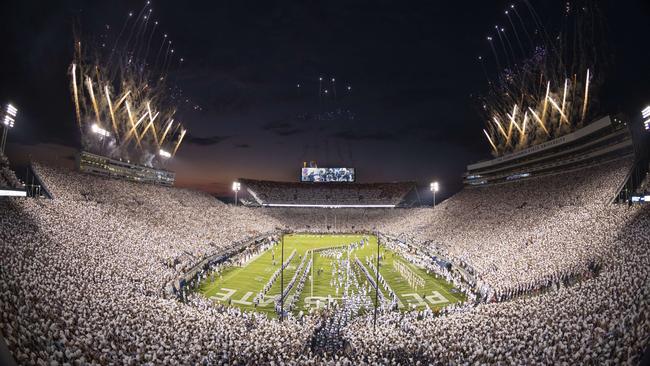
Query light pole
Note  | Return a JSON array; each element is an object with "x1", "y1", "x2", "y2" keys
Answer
[
  {"x1": 91, "y1": 123, "x2": 111, "y2": 152},
  {"x1": 373, "y1": 227, "x2": 379, "y2": 333},
  {"x1": 430, "y1": 181, "x2": 439, "y2": 208},
  {"x1": 232, "y1": 181, "x2": 241, "y2": 206},
  {"x1": 1, "y1": 104, "x2": 18, "y2": 155},
  {"x1": 280, "y1": 230, "x2": 285, "y2": 322}
]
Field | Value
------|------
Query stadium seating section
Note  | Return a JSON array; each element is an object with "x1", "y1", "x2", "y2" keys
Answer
[
  {"x1": 0, "y1": 157, "x2": 648, "y2": 364},
  {"x1": 240, "y1": 178, "x2": 415, "y2": 206}
]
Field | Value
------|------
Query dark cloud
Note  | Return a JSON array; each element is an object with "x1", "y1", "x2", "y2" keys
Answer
[
  {"x1": 235, "y1": 143, "x2": 251, "y2": 148},
  {"x1": 261, "y1": 119, "x2": 304, "y2": 136},
  {"x1": 333, "y1": 130, "x2": 395, "y2": 141},
  {"x1": 185, "y1": 134, "x2": 231, "y2": 146}
]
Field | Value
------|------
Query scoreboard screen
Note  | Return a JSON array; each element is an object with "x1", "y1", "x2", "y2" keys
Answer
[{"x1": 301, "y1": 167, "x2": 355, "y2": 182}]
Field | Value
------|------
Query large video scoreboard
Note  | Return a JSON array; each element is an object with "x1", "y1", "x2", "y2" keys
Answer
[{"x1": 301, "y1": 167, "x2": 355, "y2": 182}]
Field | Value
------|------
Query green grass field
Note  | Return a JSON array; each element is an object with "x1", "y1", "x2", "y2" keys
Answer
[{"x1": 198, "y1": 234, "x2": 465, "y2": 317}]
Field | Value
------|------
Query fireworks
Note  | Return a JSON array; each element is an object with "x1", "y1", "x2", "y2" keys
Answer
[
  {"x1": 69, "y1": 1, "x2": 192, "y2": 167},
  {"x1": 478, "y1": 1, "x2": 607, "y2": 156}
]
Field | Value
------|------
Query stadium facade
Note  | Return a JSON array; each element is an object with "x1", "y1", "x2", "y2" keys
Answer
[
  {"x1": 77, "y1": 151, "x2": 176, "y2": 186},
  {"x1": 465, "y1": 114, "x2": 649, "y2": 203}
]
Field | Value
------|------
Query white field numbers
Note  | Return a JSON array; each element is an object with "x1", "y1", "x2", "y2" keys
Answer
[{"x1": 211, "y1": 288, "x2": 449, "y2": 309}]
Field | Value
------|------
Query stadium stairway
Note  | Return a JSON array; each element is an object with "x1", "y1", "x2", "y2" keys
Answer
[{"x1": 612, "y1": 156, "x2": 649, "y2": 203}]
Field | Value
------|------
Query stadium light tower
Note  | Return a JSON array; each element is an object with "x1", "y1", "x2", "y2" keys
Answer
[
  {"x1": 1, "y1": 103, "x2": 18, "y2": 155},
  {"x1": 642, "y1": 105, "x2": 650, "y2": 131},
  {"x1": 232, "y1": 181, "x2": 241, "y2": 206},
  {"x1": 430, "y1": 181, "x2": 439, "y2": 208}
]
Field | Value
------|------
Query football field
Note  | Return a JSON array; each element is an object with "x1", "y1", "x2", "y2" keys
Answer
[{"x1": 198, "y1": 234, "x2": 465, "y2": 317}]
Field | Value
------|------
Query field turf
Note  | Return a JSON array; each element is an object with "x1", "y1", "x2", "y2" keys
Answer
[{"x1": 197, "y1": 234, "x2": 465, "y2": 317}]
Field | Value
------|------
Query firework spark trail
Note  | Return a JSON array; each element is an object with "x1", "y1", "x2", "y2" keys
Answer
[
  {"x1": 129, "y1": 7, "x2": 152, "y2": 60},
  {"x1": 581, "y1": 68, "x2": 590, "y2": 123},
  {"x1": 541, "y1": 81, "x2": 550, "y2": 128},
  {"x1": 505, "y1": 10, "x2": 526, "y2": 58},
  {"x1": 493, "y1": 116, "x2": 508, "y2": 138},
  {"x1": 104, "y1": 85, "x2": 119, "y2": 138},
  {"x1": 172, "y1": 128, "x2": 187, "y2": 157},
  {"x1": 519, "y1": 111, "x2": 529, "y2": 145},
  {"x1": 121, "y1": 3, "x2": 149, "y2": 63},
  {"x1": 107, "y1": 12, "x2": 133, "y2": 70},
  {"x1": 511, "y1": 5, "x2": 534, "y2": 49},
  {"x1": 131, "y1": 18, "x2": 149, "y2": 66},
  {"x1": 71, "y1": 1, "x2": 190, "y2": 166},
  {"x1": 153, "y1": 37, "x2": 167, "y2": 72},
  {"x1": 134, "y1": 9, "x2": 154, "y2": 64},
  {"x1": 162, "y1": 46, "x2": 175, "y2": 77},
  {"x1": 523, "y1": 0, "x2": 565, "y2": 73},
  {"x1": 477, "y1": 1, "x2": 603, "y2": 156},
  {"x1": 160, "y1": 40, "x2": 172, "y2": 76},
  {"x1": 124, "y1": 100, "x2": 142, "y2": 148},
  {"x1": 483, "y1": 129, "x2": 498, "y2": 152},
  {"x1": 487, "y1": 37, "x2": 502, "y2": 72},
  {"x1": 85, "y1": 77, "x2": 102, "y2": 127},
  {"x1": 159, "y1": 119, "x2": 174, "y2": 146},
  {"x1": 494, "y1": 26, "x2": 512, "y2": 70},
  {"x1": 142, "y1": 21, "x2": 158, "y2": 65},
  {"x1": 508, "y1": 105, "x2": 522, "y2": 133},
  {"x1": 71, "y1": 63, "x2": 81, "y2": 126},
  {"x1": 560, "y1": 78, "x2": 569, "y2": 124},
  {"x1": 528, "y1": 107, "x2": 548, "y2": 135},
  {"x1": 547, "y1": 96, "x2": 569, "y2": 126},
  {"x1": 500, "y1": 27, "x2": 519, "y2": 68},
  {"x1": 478, "y1": 56, "x2": 491, "y2": 84}
]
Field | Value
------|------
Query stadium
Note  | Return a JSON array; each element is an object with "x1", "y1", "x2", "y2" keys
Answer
[{"x1": 1, "y1": 1, "x2": 650, "y2": 365}]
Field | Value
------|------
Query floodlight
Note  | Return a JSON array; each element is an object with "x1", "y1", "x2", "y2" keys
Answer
[
  {"x1": 430, "y1": 182, "x2": 439, "y2": 208},
  {"x1": 91, "y1": 123, "x2": 111, "y2": 137},
  {"x1": 3, "y1": 116, "x2": 14, "y2": 128},
  {"x1": 642, "y1": 106, "x2": 650, "y2": 119},
  {"x1": 232, "y1": 182, "x2": 241, "y2": 206},
  {"x1": 6, "y1": 104, "x2": 17, "y2": 117}
]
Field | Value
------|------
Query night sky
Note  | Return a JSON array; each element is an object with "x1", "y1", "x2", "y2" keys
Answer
[{"x1": 1, "y1": 0, "x2": 649, "y2": 199}]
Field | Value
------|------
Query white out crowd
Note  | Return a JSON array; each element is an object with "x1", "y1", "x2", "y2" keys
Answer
[{"x1": 0, "y1": 158, "x2": 648, "y2": 364}]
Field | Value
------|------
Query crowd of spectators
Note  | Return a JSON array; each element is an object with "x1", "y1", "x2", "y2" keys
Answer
[
  {"x1": 0, "y1": 158, "x2": 648, "y2": 364},
  {"x1": 240, "y1": 179, "x2": 415, "y2": 206},
  {"x1": 0, "y1": 154, "x2": 23, "y2": 189}
]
